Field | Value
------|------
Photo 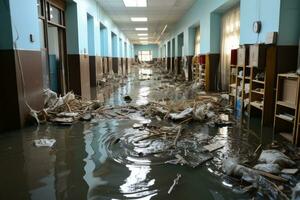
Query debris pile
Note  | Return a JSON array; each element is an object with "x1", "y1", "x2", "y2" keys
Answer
[
  {"x1": 138, "y1": 95, "x2": 233, "y2": 127},
  {"x1": 223, "y1": 148, "x2": 300, "y2": 199},
  {"x1": 35, "y1": 90, "x2": 100, "y2": 125}
]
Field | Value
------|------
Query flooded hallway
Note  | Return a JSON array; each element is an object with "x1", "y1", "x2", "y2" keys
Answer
[{"x1": 1, "y1": 0, "x2": 300, "y2": 200}]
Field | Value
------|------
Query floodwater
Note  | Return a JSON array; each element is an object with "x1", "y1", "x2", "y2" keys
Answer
[{"x1": 0, "y1": 66, "x2": 273, "y2": 200}]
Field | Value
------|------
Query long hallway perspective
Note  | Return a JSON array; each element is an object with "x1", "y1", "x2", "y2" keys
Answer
[
  {"x1": 1, "y1": 65, "x2": 263, "y2": 199},
  {"x1": 1, "y1": 0, "x2": 300, "y2": 199}
]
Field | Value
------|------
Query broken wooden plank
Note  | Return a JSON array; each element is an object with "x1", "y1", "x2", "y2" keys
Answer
[
  {"x1": 168, "y1": 174, "x2": 182, "y2": 194},
  {"x1": 281, "y1": 168, "x2": 299, "y2": 175},
  {"x1": 203, "y1": 142, "x2": 224, "y2": 152}
]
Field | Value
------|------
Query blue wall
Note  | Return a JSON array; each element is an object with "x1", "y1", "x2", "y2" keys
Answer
[
  {"x1": 0, "y1": 0, "x2": 40, "y2": 50},
  {"x1": 100, "y1": 23, "x2": 108, "y2": 56},
  {"x1": 278, "y1": 0, "x2": 300, "y2": 45},
  {"x1": 240, "y1": 0, "x2": 281, "y2": 44},
  {"x1": 0, "y1": 0, "x2": 13, "y2": 50},
  {"x1": 134, "y1": 44, "x2": 159, "y2": 58},
  {"x1": 160, "y1": 0, "x2": 300, "y2": 57},
  {"x1": 67, "y1": 0, "x2": 133, "y2": 57}
]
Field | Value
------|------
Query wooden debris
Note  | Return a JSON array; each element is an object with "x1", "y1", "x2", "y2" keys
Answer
[
  {"x1": 173, "y1": 126, "x2": 182, "y2": 147},
  {"x1": 253, "y1": 169, "x2": 288, "y2": 182},
  {"x1": 281, "y1": 168, "x2": 299, "y2": 175},
  {"x1": 168, "y1": 174, "x2": 182, "y2": 194},
  {"x1": 175, "y1": 154, "x2": 188, "y2": 165},
  {"x1": 203, "y1": 142, "x2": 224, "y2": 152}
]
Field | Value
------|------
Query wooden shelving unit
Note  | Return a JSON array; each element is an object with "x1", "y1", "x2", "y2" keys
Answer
[
  {"x1": 248, "y1": 45, "x2": 299, "y2": 126},
  {"x1": 199, "y1": 55, "x2": 206, "y2": 89},
  {"x1": 235, "y1": 46, "x2": 249, "y2": 117},
  {"x1": 229, "y1": 49, "x2": 237, "y2": 107},
  {"x1": 274, "y1": 73, "x2": 300, "y2": 144},
  {"x1": 248, "y1": 44, "x2": 269, "y2": 124},
  {"x1": 192, "y1": 55, "x2": 200, "y2": 81}
]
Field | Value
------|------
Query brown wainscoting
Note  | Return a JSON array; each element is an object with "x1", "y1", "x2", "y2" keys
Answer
[
  {"x1": 103, "y1": 57, "x2": 107, "y2": 74},
  {"x1": 79, "y1": 55, "x2": 91, "y2": 99},
  {"x1": 108, "y1": 57, "x2": 113, "y2": 74},
  {"x1": 125, "y1": 58, "x2": 128, "y2": 75},
  {"x1": 0, "y1": 50, "x2": 21, "y2": 132},
  {"x1": 167, "y1": 57, "x2": 171, "y2": 71},
  {"x1": 122, "y1": 58, "x2": 126, "y2": 76},
  {"x1": 96, "y1": 56, "x2": 102, "y2": 81},
  {"x1": 177, "y1": 56, "x2": 182, "y2": 75},
  {"x1": 89, "y1": 56, "x2": 97, "y2": 87},
  {"x1": 68, "y1": 54, "x2": 91, "y2": 99},
  {"x1": 171, "y1": 57, "x2": 175, "y2": 73},
  {"x1": 119, "y1": 58, "x2": 123, "y2": 76},
  {"x1": 205, "y1": 53, "x2": 220, "y2": 92},
  {"x1": 0, "y1": 49, "x2": 43, "y2": 132},
  {"x1": 186, "y1": 56, "x2": 193, "y2": 81},
  {"x1": 68, "y1": 54, "x2": 81, "y2": 95},
  {"x1": 112, "y1": 57, "x2": 118, "y2": 74}
]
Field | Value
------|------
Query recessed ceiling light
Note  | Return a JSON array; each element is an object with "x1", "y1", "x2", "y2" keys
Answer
[
  {"x1": 139, "y1": 37, "x2": 148, "y2": 40},
  {"x1": 135, "y1": 28, "x2": 148, "y2": 31},
  {"x1": 123, "y1": 0, "x2": 147, "y2": 7},
  {"x1": 138, "y1": 33, "x2": 148, "y2": 36},
  {"x1": 131, "y1": 17, "x2": 148, "y2": 22}
]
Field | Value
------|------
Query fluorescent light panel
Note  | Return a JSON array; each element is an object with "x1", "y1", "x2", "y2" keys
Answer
[
  {"x1": 138, "y1": 33, "x2": 148, "y2": 36},
  {"x1": 123, "y1": 0, "x2": 147, "y2": 7},
  {"x1": 135, "y1": 27, "x2": 148, "y2": 31},
  {"x1": 131, "y1": 17, "x2": 148, "y2": 22},
  {"x1": 139, "y1": 37, "x2": 148, "y2": 40}
]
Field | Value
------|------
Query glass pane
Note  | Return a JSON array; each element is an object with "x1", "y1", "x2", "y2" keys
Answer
[
  {"x1": 37, "y1": 0, "x2": 43, "y2": 16},
  {"x1": 49, "y1": 5, "x2": 60, "y2": 24},
  {"x1": 39, "y1": 19, "x2": 45, "y2": 48},
  {"x1": 47, "y1": 25, "x2": 60, "y2": 92}
]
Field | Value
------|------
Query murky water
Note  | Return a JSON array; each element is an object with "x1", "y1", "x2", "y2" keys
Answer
[{"x1": 0, "y1": 66, "x2": 272, "y2": 200}]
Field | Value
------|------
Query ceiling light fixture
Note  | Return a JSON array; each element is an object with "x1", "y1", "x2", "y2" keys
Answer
[
  {"x1": 135, "y1": 28, "x2": 148, "y2": 31},
  {"x1": 138, "y1": 33, "x2": 148, "y2": 36},
  {"x1": 131, "y1": 17, "x2": 148, "y2": 22},
  {"x1": 123, "y1": 0, "x2": 147, "y2": 7},
  {"x1": 139, "y1": 37, "x2": 148, "y2": 40}
]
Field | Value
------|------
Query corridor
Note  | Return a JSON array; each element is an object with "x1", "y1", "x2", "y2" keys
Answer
[
  {"x1": 0, "y1": 65, "x2": 263, "y2": 200},
  {"x1": 1, "y1": 0, "x2": 300, "y2": 199}
]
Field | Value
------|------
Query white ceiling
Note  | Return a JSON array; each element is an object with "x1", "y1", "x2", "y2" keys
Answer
[{"x1": 98, "y1": 0, "x2": 197, "y2": 44}]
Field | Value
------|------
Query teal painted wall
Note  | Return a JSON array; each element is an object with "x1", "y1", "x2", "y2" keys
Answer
[
  {"x1": 87, "y1": 14, "x2": 95, "y2": 55},
  {"x1": 0, "y1": 0, "x2": 13, "y2": 50},
  {"x1": 100, "y1": 23, "x2": 108, "y2": 56},
  {"x1": 278, "y1": 0, "x2": 300, "y2": 45},
  {"x1": 160, "y1": 0, "x2": 299, "y2": 57},
  {"x1": 240, "y1": 0, "x2": 281, "y2": 44},
  {"x1": 68, "y1": 0, "x2": 133, "y2": 57},
  {"x1": 66, "y1": 1, "x2": 79, "y2": 54},
  {"x1": 134, "y1": 44, "x2": 159, "y2": 58},
  {"x1": 0, "y1": 0, "x2": 40, "y2": 50}
]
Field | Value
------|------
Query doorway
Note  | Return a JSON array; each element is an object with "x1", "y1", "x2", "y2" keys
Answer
[{"x1": 37, "y1": 0, "x2": 67, "y2": 94}]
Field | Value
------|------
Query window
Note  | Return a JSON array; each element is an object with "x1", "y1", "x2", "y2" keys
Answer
[
  {"x1": 220, "y1": 6, "x2": 240, "y2": 90},
  {"x1": 138, "y1": 51, "x2": 152, "y2": 61},
  {"x1": 37, "y1": 0, "x2": 44, "y2": 17},
  {"x1": 49, "y1": 5, "x2": 61, "y2": 24}
]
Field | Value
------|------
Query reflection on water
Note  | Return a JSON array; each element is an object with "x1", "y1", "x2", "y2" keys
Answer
[
  {"x1": 0, "y1": 66, "x2": 263, "y2": 200},
  {"x1": 120, "y1": 165, "x2": 157, "y2": 199}
]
